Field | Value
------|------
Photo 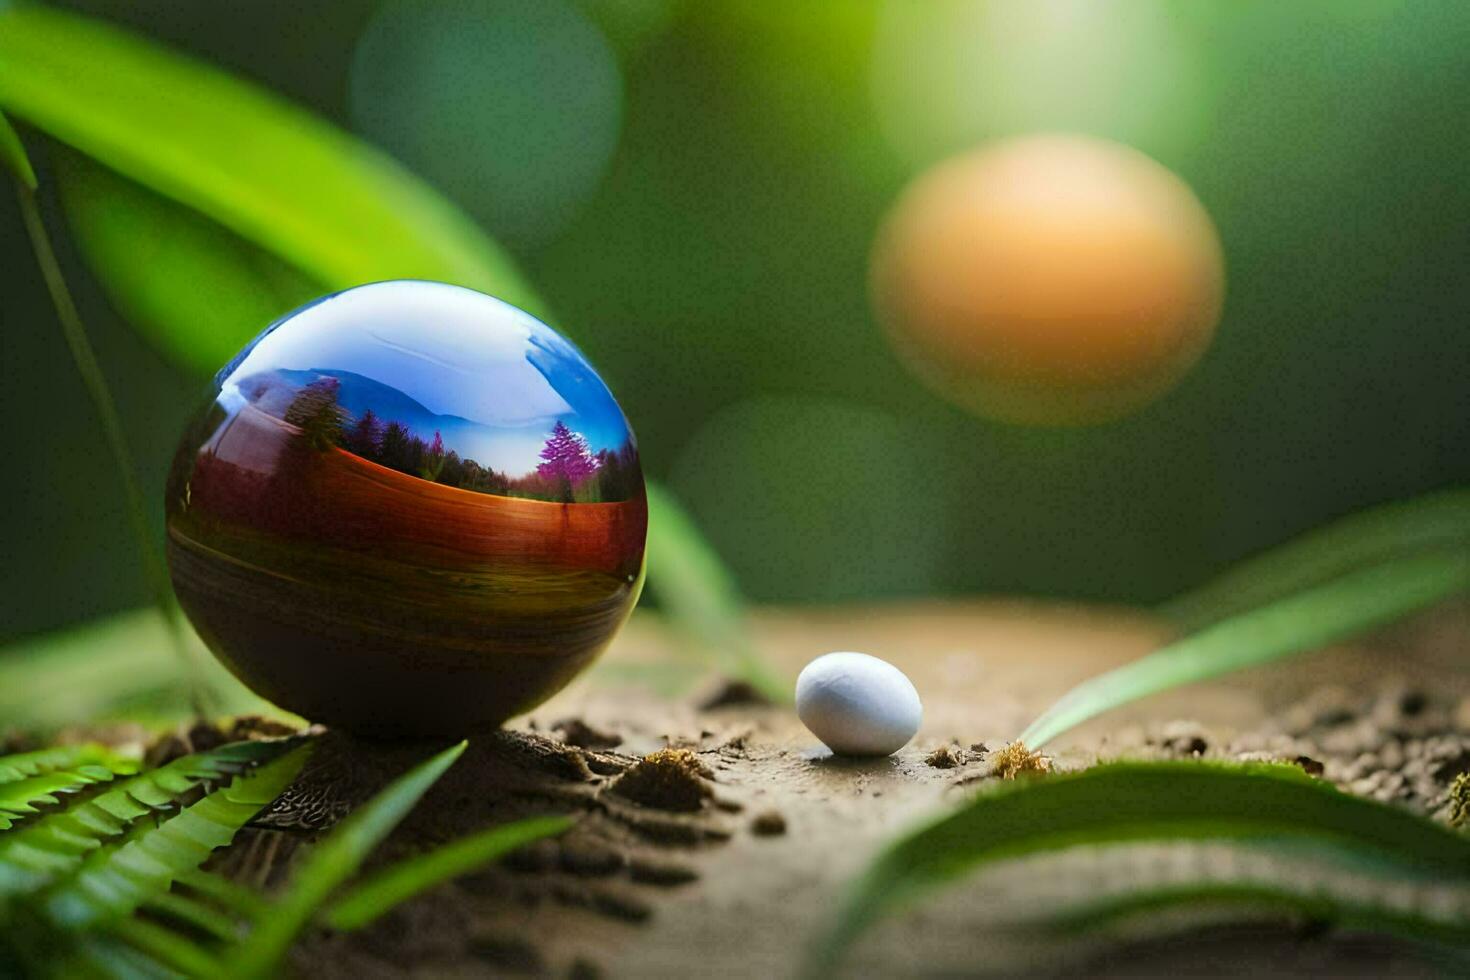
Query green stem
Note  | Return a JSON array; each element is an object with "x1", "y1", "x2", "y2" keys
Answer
[{"x1": 14, "y1": 180, "x2": 212, "y2": 717}]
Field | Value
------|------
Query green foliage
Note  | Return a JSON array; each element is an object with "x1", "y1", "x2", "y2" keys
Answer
[
  {"x1": 0, "y1": 110, "x2": 36, "y2": 190},
  {"x1": 812, "y1": 761, "x2": 1470, "y2": 974},
  {"x1": 0, "y1": 608, "x2": 298, "y2": 732},
  {"x1": 44, "y1": 746, "x2": 310, "y2": 929},
  {"x1": 0, "y1": 3, "x2": 765, "y2": 693},
  {"x1": 0, "y1": 744, "x2": 136, "y2": 784},
  {"x1": 0, "y1": 741, "x2": 298, "y2": 908},
  {"x1": 1020, "y1": 547, "x2": 1470, "y2": 750},
  {"x1": 0, "y1": 740, "x2": 307, "y2": 976},
  {"x1": 0, "y1": 3, "x2": 537, "y2": 374},
  {"x1": 1164, "y1": 489, "x2": 1470, "y2": 630},
  {"x1": 227, "y1": 740, "x2": 468, "y2": 979},
  {"x1": 326, "y1": 814, "x2": 574, "y2": 931},
  {"x1": 645, "y1": 483, "x2": 787, "y2": 701}
]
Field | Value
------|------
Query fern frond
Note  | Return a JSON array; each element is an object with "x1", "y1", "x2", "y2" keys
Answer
[
  {"x1": 43, "y1": 744, "x2": 311, "y2": 929},
  {"x1": 0, "y1": 740, "x2": 295, "y2": 905},
  {"x1": 0, "y1": 744, "x2": 138, "y2": 784},
  {"x1": 0, "y1": 767, "x2": 119, "y2": 831}
]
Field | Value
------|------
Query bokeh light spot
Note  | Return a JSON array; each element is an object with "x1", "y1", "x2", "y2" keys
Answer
[
  {"x1": 871, "y1": 134, "x2": 1225, "y2": 426},
  {"x1": 670, "y1": 396, "x2": 952, "y2": 603},
  {"x1": 350, "y1": 0, "x2": 623, "y2": 249}
]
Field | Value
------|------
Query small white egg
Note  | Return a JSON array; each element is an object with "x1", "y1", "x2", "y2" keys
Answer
[{"x1": 795, "y1": 652, "x2": 922, "y2": 756}]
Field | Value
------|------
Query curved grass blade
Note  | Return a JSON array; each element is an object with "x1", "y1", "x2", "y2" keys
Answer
[
  {"x1": 42, "y1": 744, "x2": 311, "y2": 928},
  {"x1": 811, "y1": 761, "x2": 1470, "y2": 975},
  {"x1": 55, "y1": 151, "x2": 320, "y2": 377},
  {"x1": 142, "y1": 888, "x2": 243, "y2": 943},
  {"x1": 1020, "y1": 549, "x2": 1470, "y2": 750},
  {"x1": 0, "y1": 740, "x2": 294, "y2": 903},
  {"x1": 0, "y1": 608, "x2": 298, "y2": 732},
  {"x1": 0, "y1": 110, "x2": 36, "y2": 190},
  {"x1": 105, "y1": 915, "x2": 222, "y2": 977},
  {"x1": 0, "y1": 3, "x2": 755, "y2": 681},
  {"x1": 0, "y1": 4, "x2": 539, "y2": 361},
  {"x1": 228, "y1": 741, "x2": 467, "y2": 980},
  {"x1": 645, "y1": 483, "x2": 786, "y2": 701},
  {"x1": 1165, "y1": 489, "x2": 1470, "y2": 630},
  {"x1": 326, "y1": 814, "x2": 574, "y2": 931},
  {"x1": 1050, "y1": 879, "x2": 1470, "y2": 947},
  {"x1": 0, "y1": 744, "x2": 137, "y2": 784},
  {"x1": 172, "y1": 867, "x2": 270, "y2": 923}
]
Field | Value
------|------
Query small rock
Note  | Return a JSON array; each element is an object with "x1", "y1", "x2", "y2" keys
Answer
[
  {"x1": 751, "y1": 810, "x2": 787, "y2": 836},
  {"x1": 552, "y1": 718, "x2": 622, "y2": 751},
  {"x1": 697, "y1": 679, "x2": 772, "y2": 710},
  {"x1": 795, "y1": 652, "x2": 922, "y2": 757}
]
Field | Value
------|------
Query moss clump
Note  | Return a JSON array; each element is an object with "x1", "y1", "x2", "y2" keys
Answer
[
  {"x1": 990, "y1": 741, "x2": 1052, "y2": 780},
  {"x1": 610, "y1": 749, "x2": 713, "y2": 812},
  {"x1": 1450, "y1": 772, "x2": 1470, "y2": 830}
]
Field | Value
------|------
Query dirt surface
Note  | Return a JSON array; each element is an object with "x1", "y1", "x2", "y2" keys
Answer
[{"x1": 214, "y1": 598, "x2": 1470, "y2": 978}]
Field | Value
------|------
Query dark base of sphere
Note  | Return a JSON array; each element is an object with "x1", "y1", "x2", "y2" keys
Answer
[{"x1": 169, "y1": 539, "x2": 637, "y2": 737}]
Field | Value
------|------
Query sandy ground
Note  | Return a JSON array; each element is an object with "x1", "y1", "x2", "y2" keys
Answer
[{"x1": 221, "y1": 598, "x2": 1470, "y2": 979}]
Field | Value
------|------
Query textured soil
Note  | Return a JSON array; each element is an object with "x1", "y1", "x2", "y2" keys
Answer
[{"x1": 205, "y1": 598, "x2": 1469, "y2": 978}]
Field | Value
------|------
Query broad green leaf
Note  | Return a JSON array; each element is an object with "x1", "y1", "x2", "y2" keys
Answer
[
  {"x1": 54, "y1": 151, "x2": 319, "y2": 375},
  {"x1": 1020, "y1": 549, "x2": 1470, "y2": 750},
  {"x1": 1165, "y1": 488, "x2": 1470, "y2": 630},
  {"x1": 326, "y1": 814, "x2": 574, "y2": 930},
  {"x1": 0, "y1": 110, "x2": 36, "y2": 190},
  {"x1": 812, "y1": 762, "x2": 1470, "y2": 974},
  {"x1": 0, "y1": 3, "x2": 754, "y2": 680},
  {"x1": 44, "y1": 744, "x2": 312, "y2": 928},
  {"x1": 0, "y1": 608, "x2": 299, "y2": 732},
  {"x1": 645, "y1": 483, "x2": 787, "y2": 701},
  {"x1": 0, "y1": 5, "x2": 539, "y2": 350},
  {"x1": 228, "y1": 741, "x2": 467, "y2": 979}
]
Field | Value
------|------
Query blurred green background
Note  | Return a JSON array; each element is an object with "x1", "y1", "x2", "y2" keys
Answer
[{"x1": 3, "y1": 0, "x2": 1468, "y2": 643}]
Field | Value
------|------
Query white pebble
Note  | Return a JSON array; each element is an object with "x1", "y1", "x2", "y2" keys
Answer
[{"x1": 795, "y1": 652, "x2": 922, "y2": 757}]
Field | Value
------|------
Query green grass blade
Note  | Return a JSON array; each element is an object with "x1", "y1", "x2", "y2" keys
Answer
[
  {"x1": 0, "y1": 608, "x2": 299, "y2": 732},
  {"x1": 644, "y1": 483, "x2": 786, "y2": 701},
  {"x1": 0, "y1": 110, "x2": 36, "y2": 189},
  {"x1": 143, "y1": 889, "x2": 243, "y2": 943},
  {"x1": 812, "y1": 762, "x2": 1470, "y2": 974},
  {"x1": 0, "y1": 4, "x2": 538, "y2": 370},
  {"x1": 0, "y1": 4, "x2": 754, "y2": 682},
  {"x1": 43, "y1": 744, "x2": 312, "y2": 928},
  {"x1": 105, "y1": 915, "x2": 222, "y2": 977},
  {"x1": 54, "y1": 150, "x2": 321, "y2": 379},
  {"x1": 1048, "y1": 878, "x2": 1470, "y2": 947},
  {"x1": 325, "y1": 814, "x2": 573, "y2": 931},
  {"x1": 228, "y1": 741, "x2": 467, "y2": 979},
  {"x1": 172, "y1": 868, "x2": 270, "y2": 923},
  {"x1": 1020, "y1": 549, "x2": 1470, "y2": 750},
  {"x1": 1164, "y1": 489, "x2": 1470, "y2": 629}
]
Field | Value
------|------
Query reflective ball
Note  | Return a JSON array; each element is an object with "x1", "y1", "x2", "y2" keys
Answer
[
  {"x1": 871, "y1": 134, "x2": 1225, "y2": 425},
  {"x1": 166, "y1": 281, "x2": 647, "y2": 736}
]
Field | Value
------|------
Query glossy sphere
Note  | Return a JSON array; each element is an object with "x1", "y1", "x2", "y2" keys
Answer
[
  {"x1": 166, "y1": 281, "x2": 647, "y2": 736},
  {"x1": 871, "y1": 134, "x2": 1225, "y2": 425}
]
